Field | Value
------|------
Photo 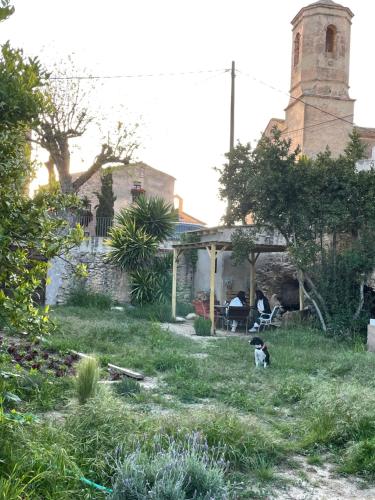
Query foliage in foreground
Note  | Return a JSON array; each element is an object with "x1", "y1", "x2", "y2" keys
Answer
[
  {"x1": 0, "y1": 2, "x2": 85, "y2": 337},
  {"x1": 218, "y1": 129, "x2": 375, "y2": 336},
  {"x1": 109, "y1": 434, "x2": 229, "y2": 499},
  {"x1": 2, "y1": 307, "x2": 375, "y2": 499},
  {"x1": 107, "y1": 196, "x2": 177, "y2": 305}
]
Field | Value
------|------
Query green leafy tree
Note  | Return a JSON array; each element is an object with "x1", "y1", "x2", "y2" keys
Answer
[
  {"x1": 0, "y1": 1, "x2": 84, "y2": 336},
  {"x1": 218, "y1": 127, "x2": 375, "y2": 335},
  {"x1": 107, "y1": 196, "x2": 177, "y2": 304}
]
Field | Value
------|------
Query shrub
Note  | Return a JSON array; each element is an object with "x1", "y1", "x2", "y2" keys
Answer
[
  {"x1": 76, "y1": 356, "x2": 99, "y2": 404},
  {"x1": 194, "y1": 317, "x2": 211, "y2": 336},
  {"x1": 126, "y1": 303, "x2": 173, "y2": 322},
  {"x1": 341, "y1": 437, "x2": 375, "y2": 477},
  {"x1": 176, "y1": 302, "x2": 195, "y2": 317},
  {"x1": 67, "y1": 288, "x2": 112, "y2": 309},
  {"x1": 109, "y1": 434, "x2": 229, "y2": 499},
  {"x1": 114, "y1": 377, "x2": 141, "y2": 397}
]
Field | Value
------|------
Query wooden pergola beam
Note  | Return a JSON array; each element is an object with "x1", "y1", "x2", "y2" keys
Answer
[
  {"x1": 171, "y1": 248, "x2": 179, "y2": 320},
  {"x1": 209, "y1": 243, "x2": 216, "y2": 335}
]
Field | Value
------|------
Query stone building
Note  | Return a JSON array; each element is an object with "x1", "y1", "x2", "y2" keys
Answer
[{"x1": 264, "y1": 0, "x2": 375, "y2": 160}]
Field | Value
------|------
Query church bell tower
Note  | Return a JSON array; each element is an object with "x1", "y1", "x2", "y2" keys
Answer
[{"x1": 285, "y1": 0, "x2": 355, "y2": 157}]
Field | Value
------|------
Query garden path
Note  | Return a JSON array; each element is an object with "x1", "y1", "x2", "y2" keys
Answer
[
  {"x1": 162, "y1": 321, "x2": 250, "y2": 340},
  {"x1": 275, "y1": 456, "x2": 375, "y2": 499}
]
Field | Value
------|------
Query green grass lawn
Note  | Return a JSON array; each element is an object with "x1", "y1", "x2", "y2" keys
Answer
[{"x1": 2, "y1": 305, "x2": 375, "y2": 498}]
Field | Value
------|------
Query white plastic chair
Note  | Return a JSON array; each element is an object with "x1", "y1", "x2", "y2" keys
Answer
[{"x1": 259, "y1": 306, "x2": 281, "y2": 330}]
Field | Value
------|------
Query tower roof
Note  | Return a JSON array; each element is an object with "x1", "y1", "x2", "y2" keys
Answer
[{"x1": 292, "y1": 0, "x2": 354, "y2": 25}]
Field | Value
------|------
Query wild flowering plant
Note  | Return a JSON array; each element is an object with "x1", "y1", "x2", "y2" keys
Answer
[{"x1": 109, "y1": 432, "x2": 230, "y2": 499}]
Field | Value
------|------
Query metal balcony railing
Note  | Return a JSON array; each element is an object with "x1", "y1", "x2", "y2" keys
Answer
[{"x1": 72, "y1": 216, "x2": 203, "y2": 239}]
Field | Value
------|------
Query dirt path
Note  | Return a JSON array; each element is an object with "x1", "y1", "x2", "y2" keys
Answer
[
  {"x1": 162, "y1": 321, "x2": 249, "y2": 341},
  {"x1": 274, "y1": 457, "x2": 375, "y2": 499}
]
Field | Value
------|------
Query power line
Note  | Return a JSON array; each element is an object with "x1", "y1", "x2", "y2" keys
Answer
[
  {"x1": 50, "y1": 68, "x2": 229, "y2": 80},
  {"x1": 281, "y1": 113, "x2": 354, "y2": 136},
  {"x1": 236, "y1": 68, "x2": 356, "y2": 127}
]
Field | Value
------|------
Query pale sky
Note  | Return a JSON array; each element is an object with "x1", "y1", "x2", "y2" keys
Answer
[{"x1": 1, "y1": 0, "x2": 373, "y2": 225}]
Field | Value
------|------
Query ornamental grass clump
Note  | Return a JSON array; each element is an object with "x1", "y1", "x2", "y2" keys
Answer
[
  {"x1": 194, "y1": 317, "x2": 211, "y2": 336},
  {"x1": 76, "y1": 356, "x2": 99, "y2": 404},
  {"x1": 109, "y1": 433, "x2": 229, "y2": 499}
]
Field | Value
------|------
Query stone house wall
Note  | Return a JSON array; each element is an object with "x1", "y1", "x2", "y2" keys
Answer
[
  {"x1": 74, "y1": 162, "x2": 175, "y2": 215},
  {"x1": 45, "y1": 237, "x2": 129, "y2": 305}
]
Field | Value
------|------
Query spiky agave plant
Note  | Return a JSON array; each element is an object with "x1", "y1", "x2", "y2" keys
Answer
[
  {"x1": 117, "y1": 195, "x2": 177, "y2": 241},
  {"x1": 106, "y1": 219, "x2": 158, "y2": 271}
]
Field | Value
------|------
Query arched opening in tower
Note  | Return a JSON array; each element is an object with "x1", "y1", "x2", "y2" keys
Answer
[{"x1": 325, "y1": 25, "x2": 337, "y2": 55}]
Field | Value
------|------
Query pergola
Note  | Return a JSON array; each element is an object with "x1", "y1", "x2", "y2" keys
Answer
[{"x1": 171, "y1": 226, "x2": 304, "y2": 335}]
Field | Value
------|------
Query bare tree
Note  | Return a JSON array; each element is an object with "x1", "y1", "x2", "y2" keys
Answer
[{"x1": 33, "y1": 60, "x2": 139, "y2": 193}]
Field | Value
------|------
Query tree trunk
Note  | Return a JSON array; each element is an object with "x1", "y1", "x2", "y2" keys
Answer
[
  {"x1": 45, "y1": 155, "x2": 56, "y2": 185},
  {"x1": 352, "y1": 279, "x2": 365, "y2": 321},
  {"x1": 300, "y1": 280, "x2": 327, "y2": 331}
]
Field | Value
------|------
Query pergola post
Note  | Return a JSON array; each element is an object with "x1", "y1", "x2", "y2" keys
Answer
[
  {"x1": 298, "y1": 270, "x2": 305, "y2": 311},
  {"x1": 171, "y1": 248, "x2": 178, "y2": 320},
  {"x1": 249, "y1": 251, "x2": 256, "y2": 307},
  {"x1": 209, "y1": 243, "x2": 216, "y2": 335}
]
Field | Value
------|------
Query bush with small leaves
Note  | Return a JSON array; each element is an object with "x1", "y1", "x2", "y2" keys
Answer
[{"x1": 109, "y1": 433, "x2": 229, "y2": 499}]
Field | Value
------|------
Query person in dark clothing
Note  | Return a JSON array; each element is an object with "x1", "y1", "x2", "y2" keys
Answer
[{"x1": 249, "y1": 289, "x2": 271, "y2": 332}]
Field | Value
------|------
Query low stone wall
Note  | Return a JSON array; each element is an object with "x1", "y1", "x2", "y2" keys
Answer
[{"x1": 46, "y1": 237, "x2": 129, "y2": 305}]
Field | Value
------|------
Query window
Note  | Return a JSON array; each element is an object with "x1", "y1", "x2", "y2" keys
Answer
[
  {"x1": 294, "y1": 33, "x2": 301, "y2": 67},
  {"x1": 131, "y1": 182, "x2": 145, "y2": 202},
  {"x1": 325, "y1": 25, "x2": 337, "y2": 54}
]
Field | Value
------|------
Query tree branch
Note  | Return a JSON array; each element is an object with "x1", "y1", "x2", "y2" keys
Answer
[
  {"x1": 300, "y1": 280, "x2": 327, "y2": 331},
  {"x1": 71, "y1": 144, "x2": 130, "y2": 192},
  {"x1": 352, "y1": 278, "x2": 365, "y2": 321}
]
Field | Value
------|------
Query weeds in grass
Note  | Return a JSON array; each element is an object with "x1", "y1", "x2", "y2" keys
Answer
[
  {"x1": 126, "y1": 303, "x2": 173, "y2": 322},
  {"x1": 273, "y1": 375, "x2": 312, "y2": 405},
  {"x1": 76, "y1": 357, "x2": 99, "y2": 404},
  {"x1": 113, "y1": 377, "x2": 141, "y2": 397},
  {"x1": 300, "y1": 382, "x2": 375, "y2": 447},
  {"x1": 340, "y1": 437, "x2": 375, "y2": 477},
  {"x1": 306, "y1": 454, "x2": 324, "y2": 466},
  {"x1": 67, "y1": 288, "x2": 112, "y2": 309}
]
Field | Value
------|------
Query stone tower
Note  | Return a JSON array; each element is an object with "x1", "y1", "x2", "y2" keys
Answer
[{"x1": 266, "y1": 0, "x2": 356, "y2": 158}]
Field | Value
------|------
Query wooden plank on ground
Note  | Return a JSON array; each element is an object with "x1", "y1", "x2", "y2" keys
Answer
[
  {"x1": 71, "y1": 350, "x2": 95, "y2": 360},
  {"x1": 107, "y1": 363, "x2": 144, "y2": 380}
]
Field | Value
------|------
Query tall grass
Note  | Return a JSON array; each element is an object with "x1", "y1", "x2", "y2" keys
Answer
[
  {"x1": 76, "y1": 357, "x2": 100, "y2": 404},
  {"x1": 67, "y1": 288, "x2": 112, "y2": 309}
]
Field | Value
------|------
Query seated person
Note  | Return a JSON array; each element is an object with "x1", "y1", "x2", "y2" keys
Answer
[
  {"x1": 228, "y1": 290, "x2": 247, "y2": 333},
  {"x1": 249, "y1": 289, "x2": 271, "y2": 332}
]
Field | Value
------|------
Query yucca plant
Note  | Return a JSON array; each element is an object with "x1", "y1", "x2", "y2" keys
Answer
[
  {"x1": 76, "y1": 357, "x2": 99, "y2": 404},
  {"x1": 117, "y1": 195, "x2": 177, "y2": 240},
  {"x1": 106, "y1": 196, "x2": 176, "y2": 304},
  {"x1": 107, "y1": 218, "x2": 158, "y2": 271}
]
